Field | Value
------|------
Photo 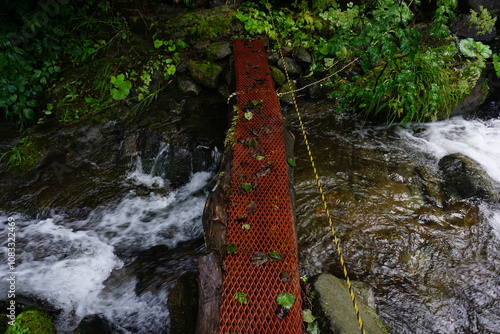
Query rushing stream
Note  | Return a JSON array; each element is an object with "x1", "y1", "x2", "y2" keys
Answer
[
  {"x1": 1, "y1": 97, "x2": 499, "y2": 333},
  {"x1": 0, "y1": 151, "x2": 218, "y2": 333},
  {"x1": 290, "y1": 100, "x2": 500, "y2": 334}
]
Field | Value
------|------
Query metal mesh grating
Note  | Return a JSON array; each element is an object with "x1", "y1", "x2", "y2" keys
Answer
[{"x1": 218, "y1": 39, "x2": 304, "y2": 333}]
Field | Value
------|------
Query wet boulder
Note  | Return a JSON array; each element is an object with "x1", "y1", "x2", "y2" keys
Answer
[
  {"x1": 72, "y1": 314, "x2": 116, "y2": 334},
  {"x1": 292, "y1": 47, "x2": 313, "y2": 68},
  {"x1": 438, "y1": 153, "x2": 499, "y2": 203},
  {"x1": 298, "y1": 76, "x2": 323, "y2": 99},
  {"x1": 177, "y1": 75, "x2": 203, "y2": 96},
  {"x1": 206, "y1": 41, "x2": 232, "y2": 60},
  {"x1": 277, "y1": 57, "x2": 302, "y2": 77}
]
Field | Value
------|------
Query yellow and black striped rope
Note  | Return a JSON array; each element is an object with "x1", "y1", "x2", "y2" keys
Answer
[{"x1": 265, "y1": 3, "x2": 366, "y2": 334}]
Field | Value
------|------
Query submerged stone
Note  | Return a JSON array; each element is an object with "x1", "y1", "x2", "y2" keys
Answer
[{"x1": 439, "y1": 153, "x2": 499, "y2": 203}]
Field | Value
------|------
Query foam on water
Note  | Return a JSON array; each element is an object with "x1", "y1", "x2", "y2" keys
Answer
[
  {"x1": 0, "y1": 164, "x2": 214, "y2": 333},
  {"x1": 398, "y1": 117, "x2": 500, "y2": 184},
  {"x1": 398, "y1": 116, "x2": 500, "y2": 240}
]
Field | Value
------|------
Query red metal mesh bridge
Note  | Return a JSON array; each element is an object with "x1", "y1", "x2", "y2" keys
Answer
[{"x1": 218, "y1": 38, "x2": 304, "y2": 333}]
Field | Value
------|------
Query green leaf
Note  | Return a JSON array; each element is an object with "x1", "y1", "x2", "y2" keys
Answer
[
  {"x1": 234, "y1": 291, "x2": 248, "y2": 304},
  {"x1": 276, "y1": 292, "x2": 295, "y2": 310},
  {"x1": 306, "y1": 321, "x2": 320, "y2": 334},
  {"x1": 154, "y1": 40, "x2": 164, "y2": 49},
  {"x1": 246, "y1": 139, "x2": 257, "y2": 149},
  {"x1": 251, "y1": 100, "x2": 264, "y2": 106},
  {"x1": 493, "y1": 54, "x2": 500, "y2": 78},
  {"x1": 241, "y1": 183, "x2": 253, "y2": 193},
  {"x1": 242, "y1": 224, "x2": 251, "y2": 230},
  {"x1": 110, "y1": 74, "x2": 132, "y2": 100},
  {"x1": 287, "y1": 158, "x2": 296, "y2": 167},
  {"x1": 256, "y1": 155, "x2": 265, "y2": 161},
  {"x1": 227, "y1": 242, "x2": 237, "y2": 254},
  {"x1": 302, "y1": 309, "x2": 317, "y2": 323},
  {"x1": 267, "y1": 251, "x2": 282, "y2": 261},
  {"x1": 244, "y1": 111, "x2": 253, "y2": 121}
]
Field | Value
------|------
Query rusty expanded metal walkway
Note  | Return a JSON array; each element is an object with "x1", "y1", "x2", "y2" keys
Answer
[{"x1": 218, "y1": 39, "x2": 304, "y2": 333}]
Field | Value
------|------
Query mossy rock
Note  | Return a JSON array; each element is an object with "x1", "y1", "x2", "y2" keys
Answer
[
  {"x1": 270, "y1": 66, "x2": 286, "y2": 86},
  {"x1": 2, "y1": 135, "x2": 46, "y2": 175},
  {"x1": 277, "y1": 81, "x2": 297, "y2": 105},
  {"x1": 153, "y1": 6, "x2": 240, "y2": 42},
  {"x1": 187, "y1": 61, "x2": 224, "y2": 89},
  {"x1": 206, "y1": 41, "x2": 232, "y2": 60},
  {"x1": 5, "y1": 310, "x2": 57, "y2": 334}
]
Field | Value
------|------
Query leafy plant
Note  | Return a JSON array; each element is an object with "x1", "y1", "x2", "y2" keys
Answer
[
  {"x1": 302, "y1": 309, "x2": 317, "y2": 323},
  {"x1": 234, "y1": 291, "x2": 248, "y2": 305},
  {"x1": 306, "y1": 321, "x2": 320, "y2": 334},
  {"x1": 493, "y1": 54, "x2": 500, "y2": 78},
  {"x1": 267, "y1": 251, "x2": 282, "y2": 261},
  {"x1": 241, "y1": 183, "x2": 253, "y2": 193},
  {"x1": 0, "y1": 137, "x2": 42, "y2": 173},
  {"x1": 227, "y1": 242, "x2": 238, "y2": 254},
  {"x1": 244, "y1": 111, "x2": 253, "y2": 121},
  {"x1": 276, "y1": 292, "x2": 295, "y2": 310},
  {"x1": 459, "y1": 38, "x2": 492, "y2": 59},
  {"x1": 469, "y1": 6, "x2": 496, "y2": 35},
  {"x1": 110, "y1": 74, "x2": 132, "y2": 100}
]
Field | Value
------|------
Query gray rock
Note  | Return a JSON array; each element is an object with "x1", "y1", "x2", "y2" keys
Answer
[
  {"x1": 451, "y1": 72, "x2": 489, "y2": 117},
  {"x1": 312, "y1": 274, "x2": 388, "y2": 334},
  {"x1": 298, "y1": 76, "x2": 322, "y2": 99},
  {"x1": 206, "y1": 41, "x2": 232, "y2": 60},
  {"x1": 293, "y1": 47, "x2": 313, "y2": 68},
  {"x1": 72, "y1": 314, "x2": 116, "y2": 334},
  {"x1": 450, "y1": 14, "x2": 497, "y2": 42},
  {"x1": 187, "y1": 61, "x2": 224, "y2": 89},
  {"x1": 177, "y1": 75, "x2": 203, "y2": 96},
  {"x1": 467, "y1": 0, "x2": 500, "y2": 11},
  {"x1": 218, "y1": 84, "x2": 230, "y2": 99},
  {"x1": 277, "y1": 57, "x2": 302, "y2": 76},
  {"x1": 267, "y1": 52, "x2": 280, "y2": 65},
  {"x1": 438, "y1": 153, "x2": 499, "y2": 202}
]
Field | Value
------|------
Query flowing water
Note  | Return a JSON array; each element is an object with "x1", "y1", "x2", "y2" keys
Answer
[
  {"x1": 1, "y1": 97, "x2": 499, "y2": 333},
  {"x1": 290, "y1": 100, "x2": 500, "y2": 334},
  {"x1": 0, "y1": 148, "x2": 219, "y2": 333}
]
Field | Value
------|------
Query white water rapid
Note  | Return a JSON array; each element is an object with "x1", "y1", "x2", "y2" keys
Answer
[
  {"x1": 0, "y1": 152, "x2": 216, "y2": 333},
  {"x1": 398, "y1": 116, "x2": 500, "y2": 240}
]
